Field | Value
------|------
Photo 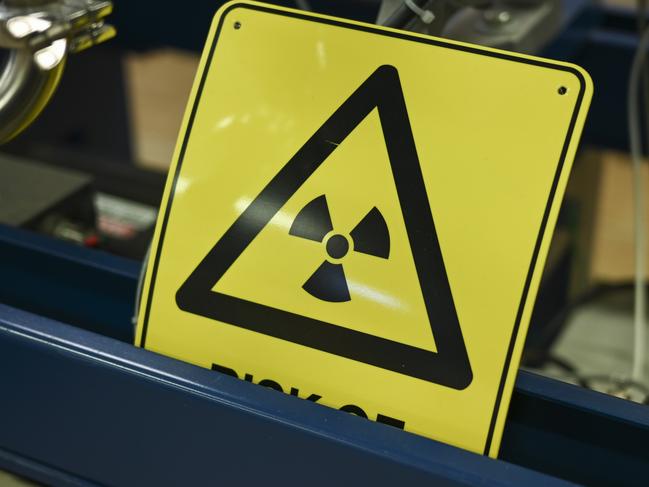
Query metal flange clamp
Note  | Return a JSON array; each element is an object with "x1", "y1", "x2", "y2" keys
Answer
[{"x1": 0, "y1": 0, "x2": 114, "y2": 143}]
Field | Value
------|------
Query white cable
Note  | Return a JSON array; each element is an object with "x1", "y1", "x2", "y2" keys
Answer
[
  {"x1": 404, "y1": 0, "x2": 436, "y2": 24},
  {"x1": 628, "y1": 26, "x2": 649, "y2": 382}
]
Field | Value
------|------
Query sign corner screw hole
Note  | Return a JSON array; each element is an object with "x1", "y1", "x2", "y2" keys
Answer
[
  {"x1": 234, "y1": 21, "x2": 242, "y2": 30},
  {"x1": 558, "y1": 86, "x2": 567, "y2": 95}
]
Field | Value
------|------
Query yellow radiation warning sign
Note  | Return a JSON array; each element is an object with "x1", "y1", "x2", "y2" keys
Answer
[{"x1": 136, "y1": 1, "x2": 592, "y2": 457}]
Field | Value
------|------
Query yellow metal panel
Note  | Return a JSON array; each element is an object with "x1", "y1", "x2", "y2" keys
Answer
[{"x1": 136, "y1": 1, "x2": 592, "y2": 457}]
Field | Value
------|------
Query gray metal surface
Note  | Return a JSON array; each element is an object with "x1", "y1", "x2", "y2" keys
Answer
[{"x1": 0, "y1": 154, "x2": 90, "y2": 226}]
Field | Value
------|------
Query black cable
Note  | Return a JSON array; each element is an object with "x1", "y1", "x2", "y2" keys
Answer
[{"x1": 294, "y1": 0, "x2": 312, "y2": 11}]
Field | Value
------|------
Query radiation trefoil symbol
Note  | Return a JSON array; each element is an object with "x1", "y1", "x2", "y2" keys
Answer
[
  {"x1": 176, "y1": 65, "x2": 473, "y2": 390},
  {"x1": 289, "y1": 195, "x2": 390, "y2": 302}
]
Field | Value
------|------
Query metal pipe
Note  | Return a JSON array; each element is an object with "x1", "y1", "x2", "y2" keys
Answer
[
  {"x1": 0, "y1": 0, "x2": 113, "y2": 143},
  {"x1": 0, "y1": 47, "x2": 63, "y2": 142}
]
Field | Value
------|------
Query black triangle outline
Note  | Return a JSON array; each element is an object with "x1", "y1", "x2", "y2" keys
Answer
[{"x1": 176, "y1": 65, "x2": 472, "y2": 390}]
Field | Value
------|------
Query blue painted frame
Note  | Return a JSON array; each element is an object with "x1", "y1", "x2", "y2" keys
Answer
[
  {"x1": 2, "y1": 209, "x2": 649, "y2": 486},
  {"x1": 0, "y1": 304, "x2": 578, "y2": 487},
  {"x1": 1, "y1": 285, "x2": 648, "y2": 486}
]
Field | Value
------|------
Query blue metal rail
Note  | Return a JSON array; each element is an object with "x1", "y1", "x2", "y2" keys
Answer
[
  {"x1": 1, "y1": 221, "x2": 649, "y2": 486},
  {"x1": 0, "y1": 304, "x2": 575, "y2": 487}
]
